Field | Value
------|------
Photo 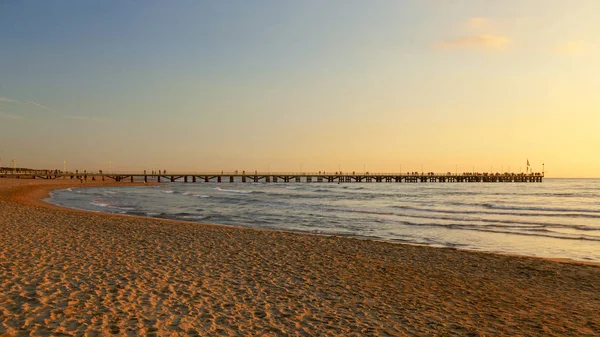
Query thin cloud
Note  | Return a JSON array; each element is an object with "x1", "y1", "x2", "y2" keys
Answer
[
  {"x1": 0, "y1": 97, "x2": 19, "y2": 103},
  {"x1": 0, "y1": 97, "x2": 53, "y2": 111},
  {"x1": 24, "y1": 100, "x2": 52, "y2": 111},
  {"x1": 0, "y1": 111, "x2": 23, "y2": 120},
  {"x1": 435, "y1": 35, "x2": 511, "y2": 51},
  {"x1": 467, "y1": 17, "x2": 490, "y2": 30},
  {"x1": 555, "y1": 41, "x2": 585, "y2": 55}
]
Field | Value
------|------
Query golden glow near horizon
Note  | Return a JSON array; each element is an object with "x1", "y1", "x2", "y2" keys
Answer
[{"x1": 0, "y1": 1, "x2": 599, "y2": 177}]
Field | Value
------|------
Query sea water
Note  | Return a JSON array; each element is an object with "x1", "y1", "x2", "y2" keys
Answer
[{"x1": 46, "y1": 179, "x2": 600, "y2": 262}]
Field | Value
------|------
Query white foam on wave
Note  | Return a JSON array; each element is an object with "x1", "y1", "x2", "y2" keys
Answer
[
  {"x1": 182, "y1": 215, "x2": 206, "y2": 220},
  {"x1": 91, "y1": 201, "x2": 109, "y2": 207},
  {"x1": 194, "y1": 195, "x2": 210, "y2": 198},
  {"x1": 214, "y1": 187, "x2": 251, "y2": 194},
  {"x1": 163, "y1": 190, "x2": 175, "y2": 194}
]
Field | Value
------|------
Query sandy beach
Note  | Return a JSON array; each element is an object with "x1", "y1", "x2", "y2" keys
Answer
[{"x1": 0, "y1": 178, "x2": 599, "y2": 336}]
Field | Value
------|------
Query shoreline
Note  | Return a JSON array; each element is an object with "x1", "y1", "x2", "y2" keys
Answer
[
  {"x1": 38, "y1": 178, "x2": 600, "y2": 268},
  {"x1": 1, "y1": 178, "x2": 599, "y2": 335}
]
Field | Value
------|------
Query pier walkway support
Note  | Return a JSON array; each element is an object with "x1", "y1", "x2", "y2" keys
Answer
[{"x1": 0, "y1": 172, "x2": 545, "y2": 183}]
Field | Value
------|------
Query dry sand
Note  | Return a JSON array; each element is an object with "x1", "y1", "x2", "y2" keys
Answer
[{"x1": 0, "y1": 178, "x2": 599, "y2": 336}]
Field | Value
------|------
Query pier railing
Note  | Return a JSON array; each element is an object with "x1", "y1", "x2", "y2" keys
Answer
[{"x1": 0, "y1": 171, "x2": 544, "y2": 183}]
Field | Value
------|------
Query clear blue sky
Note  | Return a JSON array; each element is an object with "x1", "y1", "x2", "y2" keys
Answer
[{"x1": 1, "y1": 1, "x2": 599, "y2": 176}]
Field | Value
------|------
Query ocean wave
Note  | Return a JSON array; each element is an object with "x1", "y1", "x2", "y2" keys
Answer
[
  {"x1": 483, "y1": 204, "x2": 600, "y2": 214},
  {"x1": 401, "y1": 211, "x2": 598, "y2": 231},
  {"x1": 175, "y1": 212, "x2": 193, "y2": 216},
  {"x1": 214, "y1": 187, "x2": 251, "y2": 194},
  {"x1": 126, "y1": 211, "x2": 148, "y2": 217},
  {"x1": 319, "y1": 205, "x2": 599, "y2": 232},
  {"x1": 90, "y1": 201, "x2": 109, "y2": 207},
  {"x1": 177, "y1": 191, "x2": 211, "y2": 198},
  {"x1": 393, "y1": 221, "x2": 600, "y2": 242},
  {"x1": 181, "y1": 215, "x2": 208, "y2": 220},
  {"x1": 390, "y1": 205, "x2": 600, "y2": 219}
]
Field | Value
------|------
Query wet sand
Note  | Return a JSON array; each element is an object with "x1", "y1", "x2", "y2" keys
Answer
[{"x1": 0, "y1": 178, "x2": 599, "y2": 336}]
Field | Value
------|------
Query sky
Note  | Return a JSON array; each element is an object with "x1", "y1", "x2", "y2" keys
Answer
[{"x1": 1, "y1": 0, "x2": 599, "y2": 177}]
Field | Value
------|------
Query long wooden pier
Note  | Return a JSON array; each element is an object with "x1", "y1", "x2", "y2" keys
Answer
[{"x1": 0, "y1": 172, "x2": 545, "y2": 183}]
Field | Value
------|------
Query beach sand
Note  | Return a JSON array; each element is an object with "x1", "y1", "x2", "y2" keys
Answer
[{"x1": 0, "y1": 178, "x2": 599, "y2": 336}]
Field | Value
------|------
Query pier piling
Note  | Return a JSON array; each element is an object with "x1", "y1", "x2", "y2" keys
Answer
[{"x1": 1, "y1": 172, "x2": 545, "y2": 184}]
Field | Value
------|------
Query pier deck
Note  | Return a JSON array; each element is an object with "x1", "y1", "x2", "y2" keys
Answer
[{"x1": 0, "y1": 172, "x2": 544, "y2": 183}]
